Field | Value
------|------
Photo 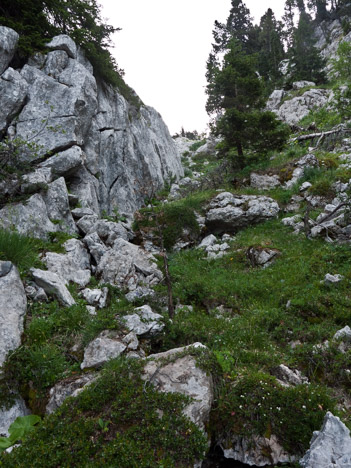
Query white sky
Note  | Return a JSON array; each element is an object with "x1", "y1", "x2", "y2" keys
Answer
[{"x1": 100, "y1": 1, "x2": 285, "y2": 135}]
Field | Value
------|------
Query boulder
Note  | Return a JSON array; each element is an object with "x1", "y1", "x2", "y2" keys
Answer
[
  {"x1": 43, "y1": 50, "x2": 69, "y2": 79},
  {"x1": 87, "y1": 219, "x2": 130, "y2": 245},
  {"x1": 143, "y1": 343, "x2": 213, "y2": 431},
  {"x1": 43, "y1": 239, "x2": 91, "y2": 288},
  {"x1": 31, "y1": 268, "x2": 75, "y2": 307},
  {"x1": 46, "y1": 373, "x2": 97, "y2": 414},
  {"x1": 125, "y1": 286, "x2": 155, "y2": 303},
  {"x1": 246, "y1": 246, "x2": 280, "y2": 268},
  {"x1": 0, "y1": 261, "x2": 27, "y2": 367},
  {"x1": 81, "y1": 330, "x2": 127, "y2": 369},
  {"x1": 300, "y1": 412, "x2": 351, "y2": 468},
  {"x1": 0, "y1": 193, "x2": 56, "y2": 239},
  {"x1": 0, "y1": 68, "x2": 28, "y2": 133},
  {"x1": 272, "y1": 364, "x2": 309, "y2": 387},
  {"x1": 46, "y1": 35, "x2": 77, "y2": 59},
  {"x1": 324, "y1": 273, "x2": 344, "y2": 285},
  {"x1": 292, "y1": 81, "x2": 316, "y2": 90},
  {"x1": 250, "y1": 173, "x2": 281, "y2": 190},
  {"x1": 121, "y1": 305, "x2": 164, "y2": 337},
  {"x1": 96, "y1": 238, "x2": 163, "y2": 290},
  {"x1": 0, "y1": 27, "x2": 19, "y2": 75},
  {"x1": 333, "y1": 326, "x2": 351, "y2": 342},
  {"x1": 205, "y1": 192, "x2": 279, "y2": 234}
]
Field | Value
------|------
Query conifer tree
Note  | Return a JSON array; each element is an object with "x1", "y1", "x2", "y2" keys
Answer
[
  {"x1": 258, "y1": 9, "x2": 285, "y2": 85},
  {"x1": 206, "y1": 39, "x2": 289, "y2": 168}
]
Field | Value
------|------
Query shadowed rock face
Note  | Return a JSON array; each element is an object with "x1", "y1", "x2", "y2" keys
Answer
[{"x1": 0, "y1": 29, "x2": 183, "y2": 220}]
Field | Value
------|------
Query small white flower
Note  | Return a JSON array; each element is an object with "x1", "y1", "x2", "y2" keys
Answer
[{"x1": 302, "y1": 405, "x2": 306, "y2": 409}]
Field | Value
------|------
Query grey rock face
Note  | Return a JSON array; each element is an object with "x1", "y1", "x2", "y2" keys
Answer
[
  {"x1": 0, "y1": 398, "x2": 29, "y2": 437},
  {"x1": 31, "y1": 268, "x2": 76, "y2": 307},
  {"x1": 46, "y1": 373, "x2": 97, "y2": 414},
  {"x1": 221, "y1": 434, "x2": 296, "y2": 466},
  {"x1": 143, "y1": 343, "x2": 213, "y2": 431},
  {"x1": 97, "y1": 238, "x2": 163, "y2": 290},
  {"x1": 39, "y1": 145, "x2": 83, "y2": 177},
  {"x1": 121, "y1": 305, "x2": 164, "y2": 337},
  {"x1": 124, "y1": 286, "x2": 155, "y2": 303},
  {"x1": 206, "y1": 192, "x2": 280, "y2": 234},
  {"x1": 81, "y1": 330, "x2": 127, "y2": 369},
  {"x1": 1, "y1": 29, "x2": 182, "y2": 216},
  {"x1": 300, "y1": 412, "x2": 351, "y2": 468},
  {"x1": 43, "y1": 177, "x2": 77, "y2": 234},
  {"x1": 83, "y1": 232, "x2": 107, "y2": 264},
  {"x1": 88, "y1": 219, "x2": 130, "y2": 245},
  {"x1": 0, "y1": 68, "x2": 28, "y2": 133},
  {"x1": 0, "y1": 261, "x2": 27, "y2": 367},
  {"x1": 0, "y1": 27, "x2": 19, "y2": 75},
  {"x1": 0, "y1": 193, "x2": 56, "y2": 239}
]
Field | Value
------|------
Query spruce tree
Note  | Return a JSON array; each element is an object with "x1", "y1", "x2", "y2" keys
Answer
[
  {"x1": 258, "y1": 9, "x2": 285, "y2": 86},
  {"x1": 206, "y1": 39, "x2": 289, "y2": 168}
]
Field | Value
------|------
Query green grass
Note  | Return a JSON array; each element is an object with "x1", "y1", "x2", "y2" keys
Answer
[{"x1": 0, "y1": 229, "x2": 41, "y2": 274}]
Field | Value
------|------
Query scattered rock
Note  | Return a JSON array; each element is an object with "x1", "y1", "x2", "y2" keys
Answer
[
  {"x1": 300, "y1": 412, "x2": 351, "y2": 468},
  {"x1": 246, "y1": 246, "x2": 280, "y2": 268},
  {"x1": 31, "y1": 268, "x2": 75, "y2": 307},
  {"x1": 272, "y1": 364, "x2": 309, "y2": 387},
  {"x1": 324, "y1": 273, "x2": 344, "y2": 285},
  {"x1": 125, "y1": 286, "x2": 155, "y2": 303},
  {"x1": 333, "y1": 326, "x2": 351, "y2": 342},
  {"x1": 81, "y1": 330, "x2": 127, "y2": 369},
  {"x1": 121, "y1": 305, "x2": 164, "y2": 337}
]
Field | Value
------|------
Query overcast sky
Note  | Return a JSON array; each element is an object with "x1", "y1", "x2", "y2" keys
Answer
[{"x1": 100, "y1": 1, "x2": 285, "y2": 135}]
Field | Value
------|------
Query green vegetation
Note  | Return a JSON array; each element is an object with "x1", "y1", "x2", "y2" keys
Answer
[
  {"x1": 0, "y1": 358, "x2": 207, "y2": 467},
  {"x1": 0, "y1": 229, "x2": 41, "y2": 274},
  {"x1": 0, "y1": 415, "x2": 41, "y2": 453}
]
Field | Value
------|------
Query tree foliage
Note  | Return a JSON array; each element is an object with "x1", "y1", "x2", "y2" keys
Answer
[{"x1": 0, "y1": 0, "x2": 123, "y2": 86}]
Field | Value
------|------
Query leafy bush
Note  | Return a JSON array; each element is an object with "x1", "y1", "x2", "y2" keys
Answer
[{"x1": 299, "y1": 107, "x2": 342, "y2": 131}]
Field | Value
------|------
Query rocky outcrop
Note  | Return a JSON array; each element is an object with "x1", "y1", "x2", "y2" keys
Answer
[
  {"x1": 0, "y1": 27, "x2": 183, "y2": 224},
  {"x1": 205, "y1": 192, "x2": 279, "y2": 234},
  {"x1": 300, "y1": 412, "x2": 351, "y2": 468},
  {"x1": 143, "y1": 343, "x2": 213, "y2": 432},
  {"x1": 0, "y1": 261, "x2": 27, "y2": 367},
  {"x1": 120, "y1": 305, "x2": 164, "y2": 337}
]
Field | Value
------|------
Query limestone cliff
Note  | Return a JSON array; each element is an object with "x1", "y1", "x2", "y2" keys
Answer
[{"x1": 0, "y1": 27, "x2": 183, "y2": 221}]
